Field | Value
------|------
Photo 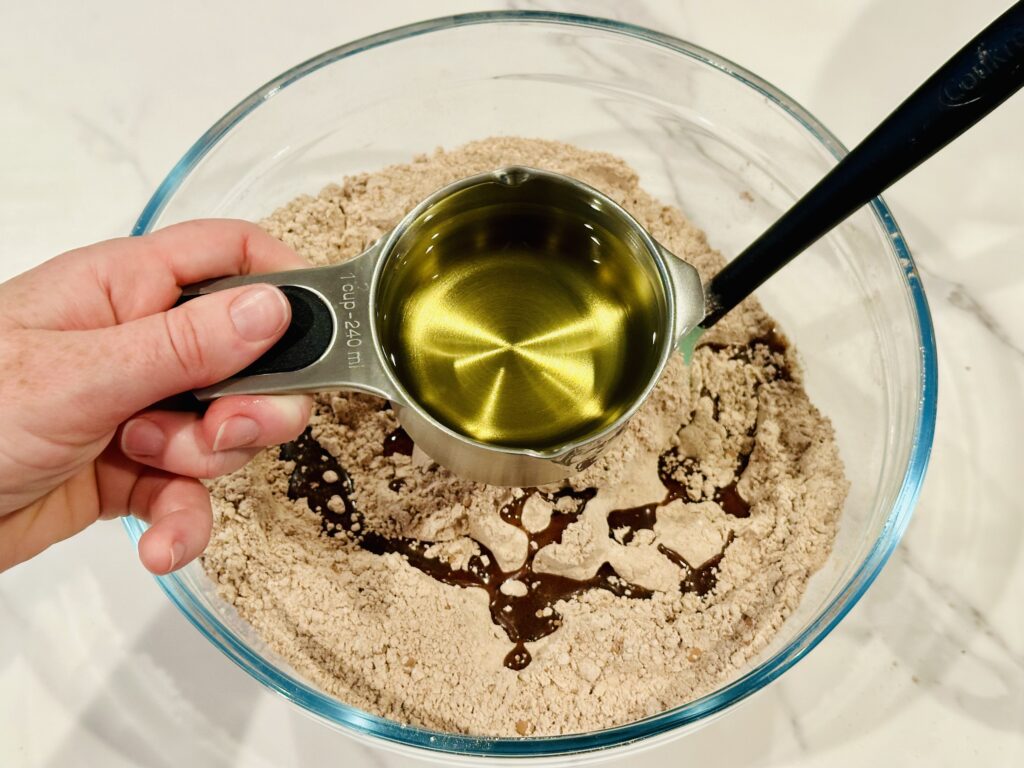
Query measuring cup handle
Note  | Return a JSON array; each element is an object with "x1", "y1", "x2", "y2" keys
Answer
[{"x1": 173, "y1": 244, "x2": 402, "y2": 403}]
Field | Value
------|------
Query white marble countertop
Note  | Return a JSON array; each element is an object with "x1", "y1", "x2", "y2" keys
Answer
[{"x1": 1, "y1": 0, "x2": 1022, "y2": 765}]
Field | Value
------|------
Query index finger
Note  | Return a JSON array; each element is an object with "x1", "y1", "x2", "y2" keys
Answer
[
  {"x1": 0, "y1": 219, "x2": 309, "y2": 331},
  {"x1": 143, "y1": 219, "x2": 309, "y2": 285}
]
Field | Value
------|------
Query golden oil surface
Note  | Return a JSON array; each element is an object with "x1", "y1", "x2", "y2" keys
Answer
[{"x1": 377, "y1": 203, "x2": 661, "y2": 449}]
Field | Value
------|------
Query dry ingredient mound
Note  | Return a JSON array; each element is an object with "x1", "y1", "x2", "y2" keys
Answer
[{"x1": 202, "y1": 138, "x2": 848, "y2": 737}]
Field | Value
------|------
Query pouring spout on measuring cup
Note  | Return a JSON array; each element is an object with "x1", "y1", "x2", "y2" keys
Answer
[{"x1": 657, "y1": 244, "x2": 707, "y2": 364}]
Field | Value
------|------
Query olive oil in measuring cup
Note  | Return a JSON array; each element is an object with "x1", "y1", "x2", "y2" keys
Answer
[{"x1": 376, "y1": 196, "x2": 663, "y2": 449}]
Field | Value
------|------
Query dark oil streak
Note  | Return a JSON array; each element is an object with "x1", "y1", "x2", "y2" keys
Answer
[
  {"x1": 281, "y1": 431, "x2": 655, "y2": 671},
  {"x1": 278, "y1": 331, "x2": 792, "y2": 669},
  {"x1": 382, "y1": 426, "x2": 414, "y2": 457}
]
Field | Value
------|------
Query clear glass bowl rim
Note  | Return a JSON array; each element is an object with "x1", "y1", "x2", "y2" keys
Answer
[{"x1": 124, "y1": 10, "x2": 938, "y2": 759}]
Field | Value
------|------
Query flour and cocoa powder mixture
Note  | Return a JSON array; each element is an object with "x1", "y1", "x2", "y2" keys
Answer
[{"x1": 202, "y1": 138, "x2": 849, "y2": 737}]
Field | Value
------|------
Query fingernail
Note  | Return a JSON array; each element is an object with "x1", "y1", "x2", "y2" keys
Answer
[
  {"x1": 229, "y1": 285, "x2": 289, "y2": 341},
  {"x1": 168, "y1": 541, "x2": 186, "y2": 571},
  {"x1": 121, "y1": 418, "x2": 165, "y2": 457},
  {"x1": 213, "y1": 415, "x2": 261, "y2": 452}
]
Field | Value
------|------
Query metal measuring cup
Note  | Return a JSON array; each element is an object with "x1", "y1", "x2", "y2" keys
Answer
[{"x1": 182, "y1": 167, "x2": 704, "y2": 486}]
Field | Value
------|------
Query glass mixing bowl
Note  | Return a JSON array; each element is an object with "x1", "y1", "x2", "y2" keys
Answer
[{"x1": 124, "y1": 11, "x2": 937, "y2": 763}]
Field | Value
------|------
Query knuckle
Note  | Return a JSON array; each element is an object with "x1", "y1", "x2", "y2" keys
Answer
[
  {"x1": 162, "y1": 309, "x2": 209, "y2": 379},
  {"x1": 200, "y1": 451, "x2": 240, "y2": 479}
]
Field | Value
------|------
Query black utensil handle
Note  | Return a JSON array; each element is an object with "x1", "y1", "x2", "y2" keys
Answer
[
  {"x1": 151, "y1": 284, "x2": 334, "y2": 412},
  {"x1": 701, "y1": 1, "x2": 1024, "y2": 328}
]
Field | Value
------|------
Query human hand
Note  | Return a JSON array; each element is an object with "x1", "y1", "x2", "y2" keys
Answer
[{"x1": 0, "y1": 220, "x2": 312, "y2": 574}]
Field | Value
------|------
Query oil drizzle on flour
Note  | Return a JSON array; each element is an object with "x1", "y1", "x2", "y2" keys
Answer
[
  {"x1": 278, "y1": 334, "x2": 792, "y2": 669},
  {"x1": 281, "y1": 430, "x2": 722, "y2": 671}
]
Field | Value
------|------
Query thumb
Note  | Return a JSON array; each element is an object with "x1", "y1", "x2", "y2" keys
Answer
[{"x1": 80, "y1": 284, "x2": 291, "y2": 422}]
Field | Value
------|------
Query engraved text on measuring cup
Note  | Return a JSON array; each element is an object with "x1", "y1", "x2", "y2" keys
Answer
[{"x1": 336, "y1": 274, "x2": 364, "y2": 369}]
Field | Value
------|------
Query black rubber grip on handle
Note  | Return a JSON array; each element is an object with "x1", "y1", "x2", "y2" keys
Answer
[
  {"x1": 235, "y1": 285, "x2": 334, "y2": 376},
  {"x1": 154, "y1": 284, "x2": 334, "y2": 412},
  {"x1": 701, "y1": 1, "x2": 1024, "y2": 327}
]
